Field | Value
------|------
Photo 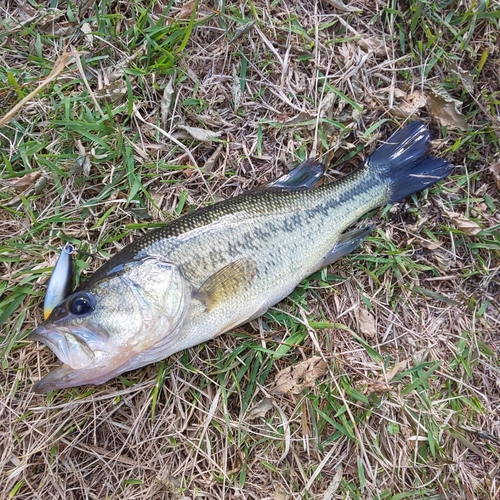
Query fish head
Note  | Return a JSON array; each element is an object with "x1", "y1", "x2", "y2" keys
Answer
[{"x1": 29, "y1": 256, "x2": 189, "y2": 393}]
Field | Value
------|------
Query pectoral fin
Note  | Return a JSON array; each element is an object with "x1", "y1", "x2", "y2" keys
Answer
[
  {"x1": 319, "y1": 226, "x2": 373, "y2": 269},
  {"x1": 265, "y1": 158, "x2": 325, "y2": 190},
  {"x1": 193, "y1": 258, "x2": 258, "y2": 311}
]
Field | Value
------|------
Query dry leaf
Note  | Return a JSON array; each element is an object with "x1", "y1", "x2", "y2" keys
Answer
[
  {"x1": 283, "y1": 111, "x2": 315, "y2": 127},
  {"x1": 393, "y1": 90, "x2": 427, "y2": 118},
  {"x1": 1, "y1": 171, "x2": 42, "y2": 190},
  {"x1": 426, "y1": 88, "x2": 468, "y2": 130},
  {"x1": 177, "y1": 0, "x2": 196, "y2": 19},
  {"x1": 360, "y1": 380, "x2": 393, "y2": 395},
  {"x1": 273, "y1": 356, "x2": 328, "y2": 395},
  {"x1": 443, "y1": 209, "x2": 482, "y2": 235},
  {"x1": 319, "y1": 92, "x2": 337, "y2": 118},
  {"x1": 323, "y1": 0, "x2": 362, "y2": 12},
  {"x1": 419, "y1": 239, "x2": 442, "y2": 250},
  {"x1": 322, "y1": 466, "x2": 343, "y2": 500},
  {"x1": 358, "y1": 307, "x2": 376, "y2": 339},
  {"x1": 488, "y1": 162, "x2": 500, "y2": 192},
  {"x1": 450, "y1": 62, "x2": 474, "y2": 94},
  {"x1": 232, "y1": 64, "x2": 241, "y2": 110},
  {"x1": 245, "y1": 398, "x2": 274, "y2": 421},
  {"x1": 231, "y1": 21, "x2": 255, "y2": 42},
  {"x1": 176, "y1": 124, "x2": 222, "y2": 142},
  {"x1": 94, "y1": 80, "x2": 127, "y2": 100},
  {"x1": 161, "y1": 77, "x2": 175, "y2": 127},
  {"x1": 384, "y1": 359, "x2": 407, "y2": 383},
  {"x1": 204, "y1": 143, "x2": 224, "y2": 171},
  {"x1": 273, "y1": 484, "x2": 289, "y2": 500},
  {"x1": 358, "y1": 36, "x2": 385, "y2": 56}
]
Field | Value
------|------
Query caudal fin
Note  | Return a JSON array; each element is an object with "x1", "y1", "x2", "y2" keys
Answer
[{"x1": 366, "y1": 121, "x2": 453, "y2": 203}]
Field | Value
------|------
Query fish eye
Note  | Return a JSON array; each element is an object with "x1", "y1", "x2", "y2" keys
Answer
[{"x1": 69, "y1": 293, "x2": 94, "y2": 316}]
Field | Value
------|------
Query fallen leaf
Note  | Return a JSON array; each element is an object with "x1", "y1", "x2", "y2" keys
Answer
[
  {"x1": 245, "y1": 398, "x2": 274, "y2": 421},
  {"x1": 392, "y1": 90, "x2": 427, "y2": 118},
  {"x1": 177, "y1": 124, "x2": 222, "y2": 142},
  {"x1": 282, "y1": 111, "x2": 316, "y2": 127},
  {"x1": 177, "y1": 0, "x2": 196, "y2": 19},
  {"x1": 273, "y1": 484, "x2": 289, "y2": 500},
  {"x1": 273, "y1": 356, "x2": 328, "y2": 395},
  {"x1": 426, "y1": 88, "x2": 468, "y2": 130},
  {"x1": 449, "y1": 62, "x2": 474, "y2": 94},
  {"x1": 323, "y1": 0, "x2": 362, "y2": 12},
  {"x1": 384, "y1": 359, "x2": 407, "y2": 383},
  {"x1": 417, "y1": 238, "x2": 442, "y2": 250},
  {"x1": 488, "y1": 162, "x2": 500, "y2": 192},
  {"x1": 34, "y1": 174, "x2": 48, "y2": 195},
  {"x1": 1, "y1": 171, "x2": 41, "y2": 190},
  {"x1": 230, "y1": 21, "x2": 255, "y2": 42},
  {"x1": 443, "y1": 209, "x2": 482, "y2": 235},
  {"x1": 94, "y1": 80, "x2": 127, "y2": 100},
  {"x1": 204, "y1": 143, "x2": 224, "y2": 171},
  {"x1": 358, "y1": 307, "x2": 376, "y2": 339},
  {"x1": 232, "y1": 64, "x2": 241, "y2": 110},
  {"x1": 360, "y1": 380, "x2": 393, "y2": 395},
  {"x1": 161, "y1": 77, "x2": 175, "y2": 127},
  {"x1": 319, "y1": 92, "x2": 337, "y2": 119},
  {"x1": 358, "y1": 36, "x2": 385, "y2": 56},
  {"x1": 322, "y1": 466, "x2": 343, "y2": 500}
]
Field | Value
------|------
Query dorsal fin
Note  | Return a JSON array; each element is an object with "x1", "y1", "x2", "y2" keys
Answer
[{"x1": 265, "y1": 158, "x2": 325, "y2": 190}]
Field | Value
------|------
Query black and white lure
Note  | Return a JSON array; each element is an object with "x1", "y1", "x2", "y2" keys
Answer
[{"x1": 43, "y1": 243, "x2": 75, "y2": 320}]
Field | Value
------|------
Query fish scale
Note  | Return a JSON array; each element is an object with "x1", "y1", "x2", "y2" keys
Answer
[{"x1": 29, "y1": 121, "x2": 453, "y2": 392}]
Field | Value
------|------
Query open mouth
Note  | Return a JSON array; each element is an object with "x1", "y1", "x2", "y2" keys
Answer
[{"x1": 28, "y1": 325, "x2": 95, "y2": 369}]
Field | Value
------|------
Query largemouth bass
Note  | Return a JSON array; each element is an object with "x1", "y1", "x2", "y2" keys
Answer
[{"x1": 29, "y1": 121, "x2": 453, "y2": 393}]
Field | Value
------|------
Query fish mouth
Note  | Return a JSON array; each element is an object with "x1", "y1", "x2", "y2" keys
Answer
[
  {"x1": 28, "y1": 324, "x2": 142, "y2": 393},
  {"x1": 28, "y1": 324, "x2": 95, "y2": 370}
]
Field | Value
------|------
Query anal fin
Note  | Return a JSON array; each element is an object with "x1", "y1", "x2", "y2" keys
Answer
[{"x1": 319, "y1": 226, "x2": 373, "y2": 269}]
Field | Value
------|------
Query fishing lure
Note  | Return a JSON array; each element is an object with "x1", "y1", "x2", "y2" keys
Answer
[{"x1": 43, "y1": 243, "x2": 75, "y2": 319}]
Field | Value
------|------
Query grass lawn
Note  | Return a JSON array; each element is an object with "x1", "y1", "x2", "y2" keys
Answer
[{"x1": 1, "y1": 0, "x2": 499, "y2": 498}]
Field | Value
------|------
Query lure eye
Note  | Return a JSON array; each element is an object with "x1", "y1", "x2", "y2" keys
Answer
[{"x1": 69, "y1": 293, "x2": 94, "y2": 316}]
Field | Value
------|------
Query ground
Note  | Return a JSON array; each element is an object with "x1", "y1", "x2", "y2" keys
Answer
[{"x1": 0, "y1": 0, "x2": 499, "y2": 499}]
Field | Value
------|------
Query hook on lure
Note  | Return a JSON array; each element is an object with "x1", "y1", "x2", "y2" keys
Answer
[{"x1": 43, "y1": 243, "x2": 75, "y2": 319}]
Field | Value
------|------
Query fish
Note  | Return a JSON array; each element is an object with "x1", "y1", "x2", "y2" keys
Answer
[
  {"x1": 43, "y1": 243, "x2": 75, "y2": 320},
  {"x1": 29, "y1": 121, "x2": 453, "y2": 393}
]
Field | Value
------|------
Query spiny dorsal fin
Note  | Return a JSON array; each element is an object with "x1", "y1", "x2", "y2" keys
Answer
[{"x1": 193, "y1": 258, "x2": 258, "y2": 311}]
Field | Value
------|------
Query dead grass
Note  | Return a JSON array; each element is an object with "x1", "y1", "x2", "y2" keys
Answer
[{"x1": 1, "y1": 0, "x2": 499, "y2": 499}]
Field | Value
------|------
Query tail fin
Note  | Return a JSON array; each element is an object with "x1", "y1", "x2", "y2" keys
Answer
[{"x1": 367, "y1": 121, "x2": 453, "y2": 203}]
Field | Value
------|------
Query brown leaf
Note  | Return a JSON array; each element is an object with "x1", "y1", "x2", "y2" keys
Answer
[
  {"x1": 360, "y1": 380, "x2": 393, "y2": 395},
  {"x1": 323, "y1": 0, "x2": 362, "y2": 12},
  {"x1": 393, "y1": 90, "x2": 427, "y2": 118},
  {"x1": 358, "y1": 307, "x2": 376, "y2": 339},
  {"x1": 272, "y1": 484, "x2": 289, "y2": 500},
  {"x1": 443, "y1": 209, "x2": 482, "y2": 235},
  {"x1": 273, "y1": 356, "x2": 328, "y2": 395},
  {"x1": 384, "y1": 359, "x2": 407, "y2": 383},
  {"x1": 177, "y1": 124, "x2": 221, "y2": 142},
  {"x1": 1, "y1": 171, "x2": 42, "y2": 190},
  {"x1": 488, "y1": 162, "x2": 500, "y2": 192},
  {"x1": 245, "y1": 398, "x2": 274, "y2": 421},
  {"x1": 426, "y1": 89, "x2": 468, "y2": 130},
  {"x1": 177, "y1": 0, "x2": 196, "y2": 19}
]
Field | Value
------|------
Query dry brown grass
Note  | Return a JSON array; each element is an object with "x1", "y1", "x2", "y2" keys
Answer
[{"x1": 1, "y1": 0, "x2": 499, "y2": 499}]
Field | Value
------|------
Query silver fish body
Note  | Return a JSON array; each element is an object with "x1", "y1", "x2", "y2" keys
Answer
[{"x1": 29, "y1": 122, "x2": 453, "y2": 392}]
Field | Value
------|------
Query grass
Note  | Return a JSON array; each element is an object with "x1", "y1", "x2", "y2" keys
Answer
[{"x1": 1, "y1": 0, "x2": 499, "y2": 498}]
